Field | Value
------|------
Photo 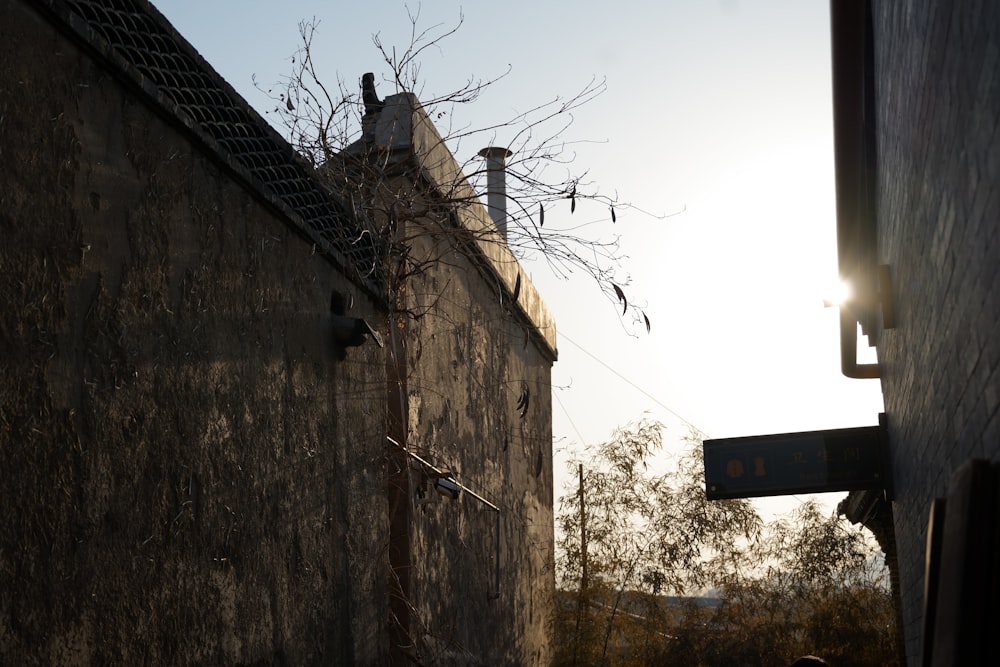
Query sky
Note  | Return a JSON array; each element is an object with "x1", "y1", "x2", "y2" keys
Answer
[{"x1": 157, "y1": 0, "x2": 884, "y2": 517}]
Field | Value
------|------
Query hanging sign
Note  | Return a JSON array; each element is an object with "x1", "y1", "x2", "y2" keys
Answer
[{"x1": 703, "y1": 425, "x2": 886, "y2": 500}]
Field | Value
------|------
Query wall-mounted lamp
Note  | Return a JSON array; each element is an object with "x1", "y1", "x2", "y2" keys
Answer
[
  {"x1": 330, "y1": 290, "x2": 384, "y2": 360},
  {"x1": 414, "y1": 469, "x2": 461, "y2": 504},
  {"x1": 434, "y1": 477, "x2": 462, "y2": 500},
  {"x1": 388, "y1": 436, "x2": 503, "y2": 600}
]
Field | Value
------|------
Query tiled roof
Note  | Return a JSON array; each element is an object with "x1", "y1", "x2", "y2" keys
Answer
[{"x1": 34, "y1": 0, "x2": 384, "y2": 294}]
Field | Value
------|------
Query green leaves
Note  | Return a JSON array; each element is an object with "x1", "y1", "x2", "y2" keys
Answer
[{"x1": 554, "y1": 425, "x2": 896, "y2": 666}]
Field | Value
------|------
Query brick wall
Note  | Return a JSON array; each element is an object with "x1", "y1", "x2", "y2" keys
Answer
[{"x1": 872, "y1": 0, "x2": 1000, "y2": 662}]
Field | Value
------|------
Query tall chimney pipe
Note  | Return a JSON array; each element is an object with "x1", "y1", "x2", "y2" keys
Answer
[{"x1": 478, "y1": 146, "x2": 512, "y2": 240}]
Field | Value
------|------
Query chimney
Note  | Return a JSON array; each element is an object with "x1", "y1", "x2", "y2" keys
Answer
[{"x1": 478, "y1": 146, "x2": 512, "y2": 240}]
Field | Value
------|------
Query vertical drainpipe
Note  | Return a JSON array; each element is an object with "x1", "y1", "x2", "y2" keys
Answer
[
  {"x1": 478, "y1": 147, "x2": 513, "y2": 240},
  {"x1": 831, "y1": 0, "x2": 882, "y2": 380}
]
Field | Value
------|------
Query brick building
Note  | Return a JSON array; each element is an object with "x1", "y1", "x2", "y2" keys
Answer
[
  {"x1": 831, "y1": 1, "x2": 1000, "y2": 664},
  {"x1": 0, "y1": 0, "x2": 555, "y2": 663}
]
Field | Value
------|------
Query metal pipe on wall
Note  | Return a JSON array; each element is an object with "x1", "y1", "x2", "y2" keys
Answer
[{"x1": 478, "y1": 146, "x2": 513, "y2": 241}]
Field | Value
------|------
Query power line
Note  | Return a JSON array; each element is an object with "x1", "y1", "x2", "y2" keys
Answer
[
  {"x1": 556, "y1": 332, "x2": 835, "y2": 516},
  {"x1": 553, "y1": 390, "x2": 589, "y2": 449},
  {"x1": 557, "y1": 330, "x2": 706, "y2": 436}
]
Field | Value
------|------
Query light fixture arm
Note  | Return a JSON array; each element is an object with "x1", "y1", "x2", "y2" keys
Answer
[{"x1": 387, "y1": 436, "x2": 503, "y2": 600}]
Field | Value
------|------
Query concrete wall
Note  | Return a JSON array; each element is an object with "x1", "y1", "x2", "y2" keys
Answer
[
  {"x1": 0, "y1": 1, "x2": 389, "y2": 663},
  {"x1": 370, "y1": 94, "x2": 557, "y2": 665},
  {"x1": 871, "y1": 0, "x2": 1000, "y2": 661},
  {"x1": 396, "y1": 229, "x2": 555, "y2": 665}
]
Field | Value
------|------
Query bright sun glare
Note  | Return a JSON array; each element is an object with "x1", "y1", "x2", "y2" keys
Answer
[{"x1": 823, "y1": 281, "x2": 852, "y2": 308}]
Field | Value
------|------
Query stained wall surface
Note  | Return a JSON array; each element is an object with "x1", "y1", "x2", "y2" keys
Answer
[
  {"x1": 366, "y1": 93, "x2": 557, "y2": 666},
  {"x1": 2, "y1": 1, "x2": 558, "y2": 665},
  {"x1": 1, "y1": 1, "x2": 389, "y2": 663},
  {"x1": 394, "y1": 227, "x2": 556, "y2": 665}
]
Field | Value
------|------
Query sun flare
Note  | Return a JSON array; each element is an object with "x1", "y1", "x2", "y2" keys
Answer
[{"x1": 823, "y1": 280, "x2": 852, "y2": 308}]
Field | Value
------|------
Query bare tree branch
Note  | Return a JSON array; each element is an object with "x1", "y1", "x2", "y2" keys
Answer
[{"x1": 256, "y1": 14, "x2": 682, "y2": 330}]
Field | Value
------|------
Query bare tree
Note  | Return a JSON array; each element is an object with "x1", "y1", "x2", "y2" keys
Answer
[
  {"x1": 256, "y1": 12, "x2": 678, "y2": 328},
  {"x1": 254, "y1": 15, "x2": 684, "y2": 659}
]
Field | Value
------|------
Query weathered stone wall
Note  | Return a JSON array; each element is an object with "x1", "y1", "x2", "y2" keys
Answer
[
  {"x1": 0, "y1": 1, "x2": 389, "y2": 663},
  {"x1": 361, "y1": 94, "x2": 557, "y2": 664},
  {"x1": 397, "y1": 226, "x2": 556, "y2": 665},
  {"x1": 871, "y1": 0, "x2": 1000, "y2": 662}
]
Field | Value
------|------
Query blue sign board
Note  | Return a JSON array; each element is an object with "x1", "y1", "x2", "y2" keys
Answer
[{"x1": 703, "y1": 426, "x2": 886, "y2": 500}]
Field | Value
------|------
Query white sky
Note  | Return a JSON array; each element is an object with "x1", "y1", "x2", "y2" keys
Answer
[{"x1": 157, "y1": 0, "x2": 884, "y2": 517}]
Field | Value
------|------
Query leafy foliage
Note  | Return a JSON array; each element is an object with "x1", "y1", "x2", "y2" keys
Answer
[
  {"x1": 554, "y1": 420, "x2": 761, "y2": 665},
  {"x1": 554, "y1": 421, "x2": 899, "y2": 667}
]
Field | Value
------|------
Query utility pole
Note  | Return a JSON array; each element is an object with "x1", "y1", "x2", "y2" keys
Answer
[
  {"x1": 573, "y1": 462, "x2": 588, "y2": 666},
  {"x1": 579, "y1": 463, "x2": 588, "y2": 592}
]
